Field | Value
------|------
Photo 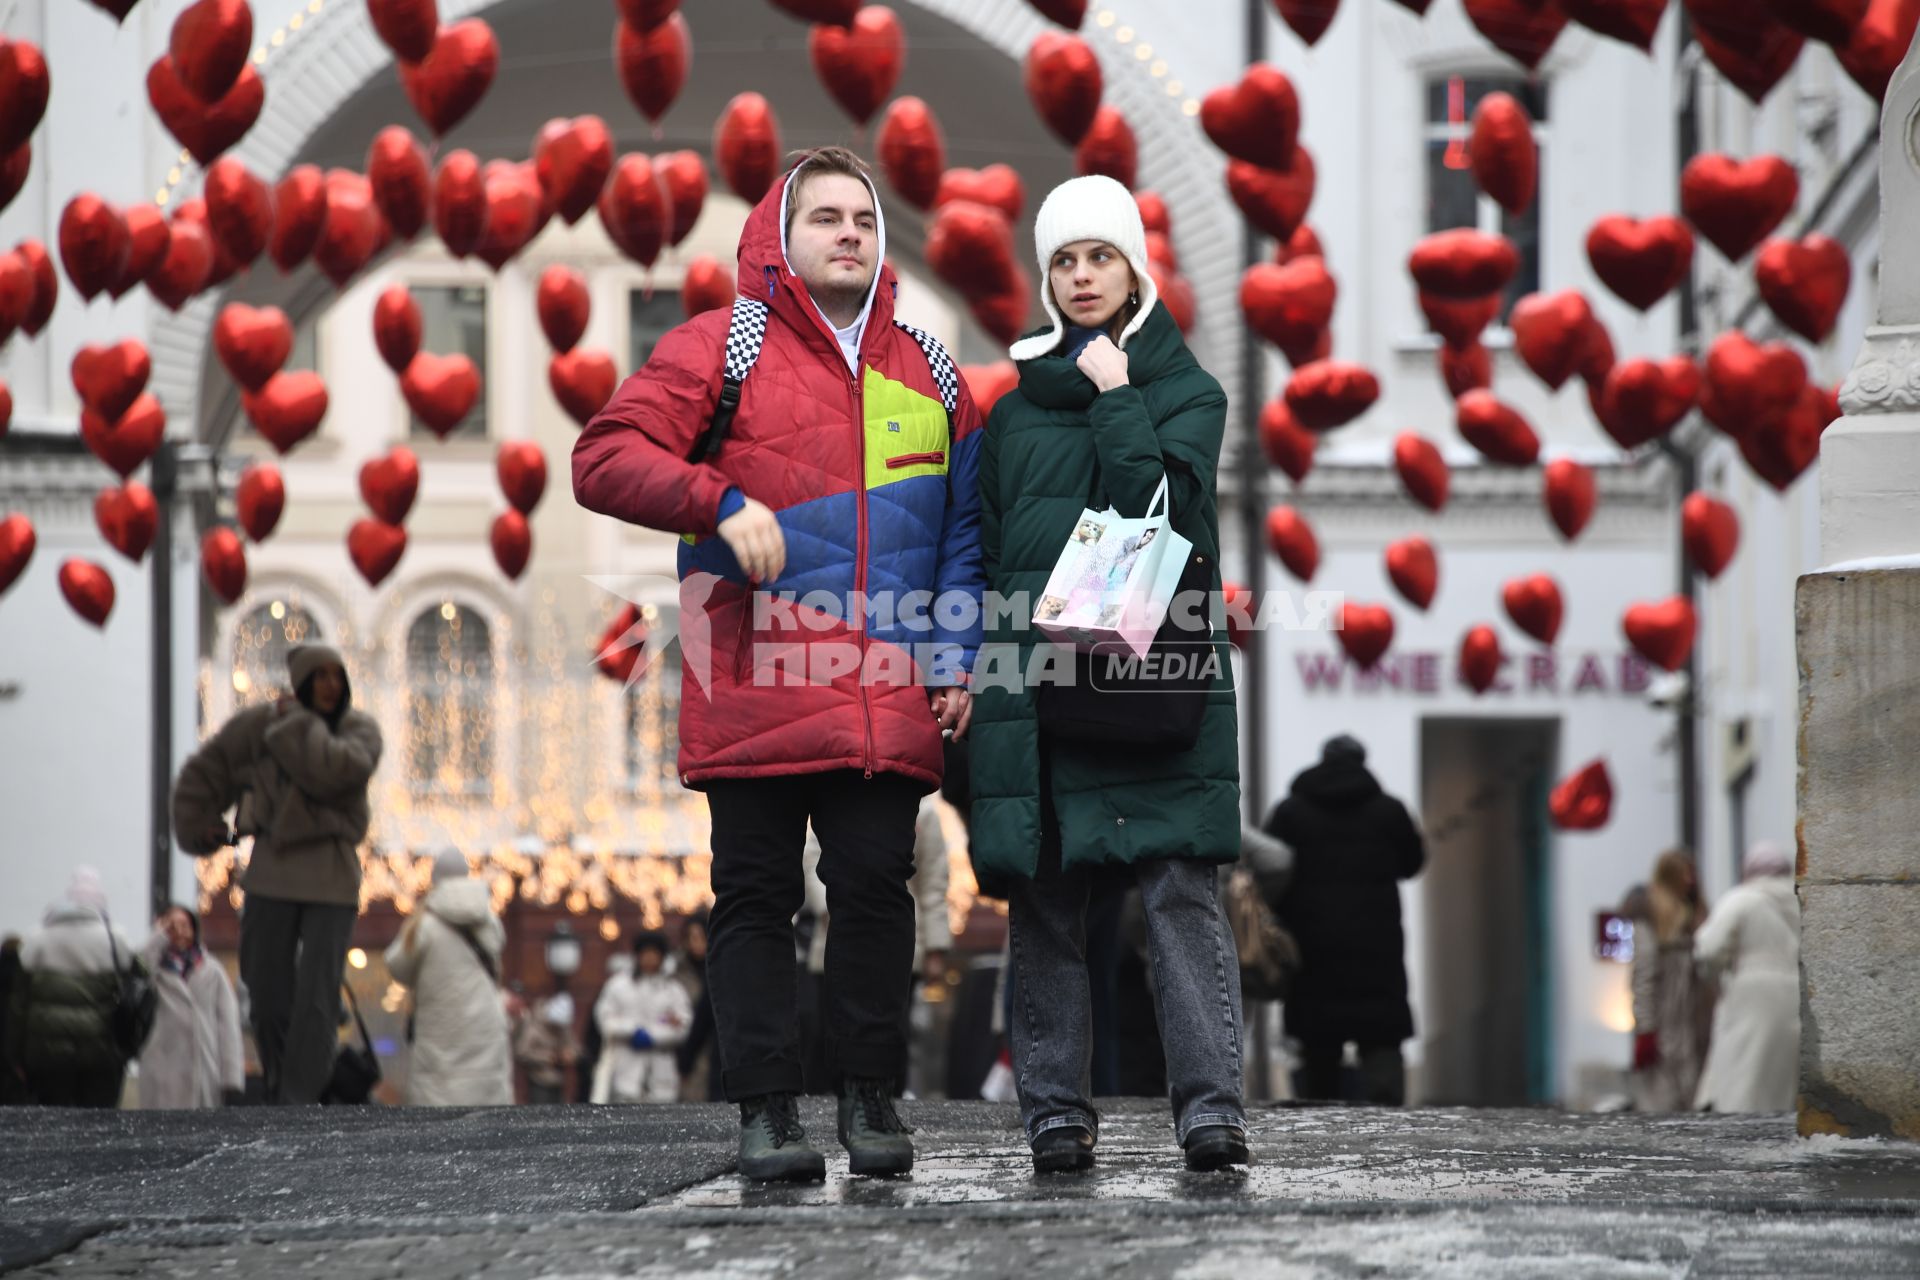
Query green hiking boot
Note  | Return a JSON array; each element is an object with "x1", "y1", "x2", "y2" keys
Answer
[
  {"x1": 738, "y1": 1092, "x2": 826, "y2": 1183},
  {"x1": 837, "y1": 1077, "x2": 915, "y2": 1176}
]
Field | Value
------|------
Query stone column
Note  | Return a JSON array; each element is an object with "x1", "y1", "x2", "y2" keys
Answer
[{"x1": 1796, "y1": 31, "x2": 1920, "y2": 1139}]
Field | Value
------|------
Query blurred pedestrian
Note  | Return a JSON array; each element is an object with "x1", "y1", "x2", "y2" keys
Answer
[
  {"x1": 0, "y1": 936, "x2": 26, "y2": 1105},
  {"x1": 1629, "y1": 849, "x2": 1712, "y2": 1112},
  {"x1": 515, "y1": 987, "x2": 580, "y2": 1107},
  {"x1": 385, "y1": 849, "x2": 512, "y2": 1107},
  {"x1": 1693, "y1": 841, "x2": 1799, "y2": 1113},
  {"x1": 138, "y1": 906, "x2": 244, "y2": 1109},
  {"x1": 1266, "y1": 736, "x2": 1425, "y2": 1106},
  {"x1": 173, "y1": 642, "x2": 383, "y2": 1104},
  {"x1": 6, "y1": 869, "x2": 143, "y2": 1108},
  {"x1": 674, "y1": 912, "x2": 721, "y2": 1102},
  {"x1": 593, "y1": 932, "x2": 692, "y2": 1104}
]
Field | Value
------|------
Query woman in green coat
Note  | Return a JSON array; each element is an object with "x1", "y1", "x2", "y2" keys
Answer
[{"x1": 969, "y1": 175, "x2": 1247, "y2": 1173}]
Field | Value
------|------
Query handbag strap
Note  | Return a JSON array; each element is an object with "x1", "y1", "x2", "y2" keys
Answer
[
  {"x1": 453, "y1": 924, "x2": 500, "y2": 986},
  {"x1": 341, "y1": 982, "x2": 375, "y2": 1051}
]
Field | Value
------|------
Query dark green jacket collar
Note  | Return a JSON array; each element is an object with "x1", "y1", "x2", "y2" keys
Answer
[{"x1": 1013, "y1": 303, "x2": 1193, "y2": 411}]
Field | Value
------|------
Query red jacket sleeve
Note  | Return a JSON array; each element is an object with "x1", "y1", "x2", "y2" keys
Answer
[{"x1": 571, "y1": 314, "x2": 734, "y2": 537}]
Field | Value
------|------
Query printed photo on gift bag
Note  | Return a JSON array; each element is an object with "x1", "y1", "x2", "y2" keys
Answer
[{"x1": 1034, "y1": 478, "x2": 1192, "y2": 658}]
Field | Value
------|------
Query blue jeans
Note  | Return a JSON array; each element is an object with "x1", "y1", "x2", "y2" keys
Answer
[{"x1": 1008, "y1": 856, "x2": 1247, "y2": 1146}]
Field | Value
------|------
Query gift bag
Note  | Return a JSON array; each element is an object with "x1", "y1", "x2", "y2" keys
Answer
[{"x1": 1032, "y1": 477, "x2": 1193, "y2": 659}]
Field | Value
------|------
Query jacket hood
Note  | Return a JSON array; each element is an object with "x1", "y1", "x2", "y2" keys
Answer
[
  {"x1": 426, "y1": 876, "x2": 493, "y2": 929},
  {"x1": 1290, "y1": 757, "x2": 1383, "y2": 809},
  {"x1": 1011, "y1": 302, "x2": 1193, "y2": 412},
  {"x1": 43, "y1": 901, "x2": 107, "y2": 929},
  {"x1": 736, "y1": 163, "x2": 897, "y2": 363},
  {"x1": 1748, "y1": 874, "x2": 1800, "y2": 925}
]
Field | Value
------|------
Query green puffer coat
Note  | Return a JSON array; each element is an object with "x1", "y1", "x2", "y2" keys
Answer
[
  {"x1": 968, "y1": 303, "x2": 1241, "y2": 885},
  {"x1": 7, "y1": 968, "x2": 122, "y2": 1075}
]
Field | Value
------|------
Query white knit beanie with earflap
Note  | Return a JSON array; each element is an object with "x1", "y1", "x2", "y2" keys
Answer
[{"x1": 1009, "y1": 174, "x2": 1159, "y2": 363}]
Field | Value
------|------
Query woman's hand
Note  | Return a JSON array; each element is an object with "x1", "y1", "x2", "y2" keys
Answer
[{"x1": 1076, "y1": 335, "x2": 1129, "y2": 393}]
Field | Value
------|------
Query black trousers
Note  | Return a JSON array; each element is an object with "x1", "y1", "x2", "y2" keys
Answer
[
  {"x1": 27, "y1": 1065, "x2": 124, "y2": 1108},
  {"x1": 239, "y1": 894, "x2": 358, "y2": 1104},
  {"x1": 705, "y1": 770, "x2": 923, "y2": 1101},
  {"x1": 1297, "y1": 1039, "x2": 1407, "y2": 1106}
]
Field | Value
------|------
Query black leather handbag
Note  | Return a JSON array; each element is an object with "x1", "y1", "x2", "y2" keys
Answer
[
  {"x1": 103, "y1": 920, "x2": 158, "y2": 1059},
  {"x1": 321, "y1": 983, "x2": 381, "y2": 1106}
]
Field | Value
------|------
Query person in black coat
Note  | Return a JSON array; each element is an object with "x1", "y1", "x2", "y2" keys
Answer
[{"x1": 1264, "y1": 735, "x2": 1425, "y2": 1105}]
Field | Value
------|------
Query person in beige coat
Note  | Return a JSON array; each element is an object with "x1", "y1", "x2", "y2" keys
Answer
[
  {"x1": 386, "y1": 849, "x2": 513, "y2": 1107},
  {"x1": 138, "y1": 906, "x2": 245, "y2": 1109},
  {"x1": 1693, "y1": 842, "x2": 1801, "y2": 1113},
  {"x1": 1628, "y1": 849, "x2": 1714, "y2": 1112},
  {"x1": 173, "y1": 643, "x2": 383, "y2": 1104}
]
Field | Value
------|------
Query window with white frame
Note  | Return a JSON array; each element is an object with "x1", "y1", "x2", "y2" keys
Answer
[
  {"x1": 409, "y1": 284, "x2": 488, "y2": 441},
  {"x1": 1425, "y1": 74, "x2": 1547, "y2": 323},
  {"x1": 405, "y1": 602, "x2": 495, "y2": 794},
  {"x1": 228, "y1": 599, "x2": 321, "y2": 706}
]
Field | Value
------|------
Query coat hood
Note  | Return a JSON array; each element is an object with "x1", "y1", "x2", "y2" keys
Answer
[
  {"x1": 1290, "y1": 757, "x2": 1383, "y2": 809},
  {"x1": 1748, "y1": 874, "x2": 1800, "y2": 927},
  {"x1": 736, "y1": 162, "x2": 897, "y2": 364},
  {"x1": 42, "y1": 901, "x2": 107, "y2": 929},
  {"x1": 425, "y1": 876, "x2": 494, "y2": 929}
]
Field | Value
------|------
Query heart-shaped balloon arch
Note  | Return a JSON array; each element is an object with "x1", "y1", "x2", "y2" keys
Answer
[{"x1": 0, "y1": 0, "x2": 1892, "y2": 778}]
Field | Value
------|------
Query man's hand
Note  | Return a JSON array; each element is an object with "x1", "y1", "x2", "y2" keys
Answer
[
  {"x1": 930, "y1": 686, "x2": 972, "y2": 739},
  {"x1": 717, "y1": 497, "x2": 786, "y2": 583},
  {"x1": 1076, "y1": 335, "x2": 1130, "y2": 393}
]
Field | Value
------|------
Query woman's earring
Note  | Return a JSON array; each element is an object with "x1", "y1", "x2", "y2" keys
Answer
[{"x1": 1129, "y1": 292, "x2": 1138, "y2": 305}]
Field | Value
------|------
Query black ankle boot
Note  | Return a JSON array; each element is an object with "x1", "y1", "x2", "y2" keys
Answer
[
  {"x1": 1031, "y1": 1125, "x2": 1096, "y2": 1174},
  {"x1": 1183, "y1": 1124, "x2": 1251, "y2": 1171}
]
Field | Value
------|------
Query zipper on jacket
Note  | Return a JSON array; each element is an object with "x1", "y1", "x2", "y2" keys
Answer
[
  {"x1": 884, "y1": 450, "x2": 946, "y2": 469},
  {"x1": 852, "y1": 368, "x2": 874, "y2": 778}
]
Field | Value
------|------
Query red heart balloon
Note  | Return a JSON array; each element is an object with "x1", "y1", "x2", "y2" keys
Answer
[
  {"x1": 1682, "y1": 491, "x2": 1740, "y2": 578},
  {"x1": 615, "y1": 13, "x2": 690, "y2": 124},
  {"x1": 1622, "y1": 596, "x2": 1697, "y2": 671},
  {"x1": 1756, "y1": 233, "x2": 1850, "y2": 342},
  {"x1": 926, "y1": 201, "x2": 1017, "y2": 301},
  {"x1": 0, "y1": 38, "x2": 49, "y2": 156},
  {"x1": 402, "y1": 352, "x2": 481, "y2": 438},
  {"x1": 1386, "y1": 536, "x2": 1438, "y2": 611},
  {"x1": 59, "y1": 194, "x2": 131, "y2": 302},
  {"x1": 1146, "y1": 232, "x2": 1179, "y2": 273},
  {"x1": 1136, "y1": 191, "x2": 1171, "y2": 236},
  {"x1": 1457, "y1": 390, "x2": 1541, "y2": 465},
  {"x1": 549, "y1": 350, "x2": 619, "y2": 427},
  {"x1": 1700, "y1": 331, "x2": 1806, "y2": 439},
  {"x1": 768, "y1": 0, "x2": 860, "y2": 21},
  {"x1": 1337, "y1": 602, "x2": 1395, "y2": 670},
  {"x1": 367, "y1": 127, "x2": 430, "y2": 240},
  {"x1": 369, "y1": 0, "x2": 439, "y2": 63},
  {"x1": 1592, "y1": 356, "x2": 1700, "y2": 449},
  {"x1": 1469, "y1": 91, "x2": 1537, "y2": 214},
  {"x1": 203, "y1": 157, "x2": 274, "y2": 267},
  {"x1": 936, "y1": 166, "x2": 1026, "y2": 224},
  {"x1": 1503, "y1": 574, "x2": 1564, "y2": 645},
  {"x1": 1459, "y1": 624, "x2": 1504, "y2": 694},
  {"x1": 1543, "y1": 458, "x2": 1596, "y2": 541},
  {"x1": 1259, "y1": 398, "x2": 1317, "y2": 484},
  {"x1": 1689, "y1": 0, "x2": 1805, "y2": 103},
  {"x1": 432, "y1": 150, "x2": 489, "y2": 259},
  {"x1": 95, "y1": 481, "x2": 158, "y2": 563},
  {"x1": 1394, "y1": 433, "x2": 1450, "y2": 512},
  {"x1": 1550, "y1": 759, "x2": 1613, "y2": 830},
  {"x1": 490, "y1": 510, "x2": 531, "y2": 581},
  {"x1": 619, "y1": 0, "x2": 681, "y2": 32},
  {"x1": 1274, "y1": 0, "x2": 1341, "y2": 43},
  {"x1": 200, "y1": 526, "x2": 247, "y2": 604},
  {"x1": 169, "y1": 0, "x2": 252, "y2": 104},
  {"x1": 268, "y1": 166, "x2": 326, "y2": 272},
  {"x1": 59, "y1": 558, "x2": 115, "y2": 628},
  {"x1": 244, "y1": 372, "x2": 329, "y2": 454},
  {"x1": 497, "y1": 440, "x2": 549, "y2": 514},
  {"x1": 961, "y1": 361, "x2": 1020, "y2": 417},
  {"x1": 1680, "y1": 153, "x2": 1798, "y2": 263},
  {"x1": 1240, "y1": 259, "x2": 1336, "y2": 356},
  {"x1": 1074, "y1": 105, "x2": 1137, "y2": 190},
  {"x1": 536, "y1": 266, "x2": 590, "y2": 353},
  {"x1": 83, "y1": 0, "x2": 142, "y2": 19},
  {"x1": 1024, "y1": 32, "x2": 1103, "y2": 145},
  {"x1": 0, "y1": 141, "x2": 27, "y2": 218},
  {"x1": 1265, "y1": 505, "x2": 1319, "y2": 581},
  {"x1": 80, "y1": 393, "x2": 165, "y2": 478},
  {"x1": 1560, "y1": 0, "x2": 1667, "y2": 50},
  {"x1": 1587, "y1": 214, "x2": 1694, "y2": 311},
  {"x1": 214, "y1": 303, "x2": 292, "y2": 391},
  {"x1": 359, "y1": 446, "x2": 420, "y2": 524},
  {"x1": 682, "y1": 254, "x2": 733, "y2": 318},
  {"x1": 1027, "y1": 0, "x2": 1088, "y2": 25},
  {"x1": 0, "y1": 378, "x2": 9, "y2": 439},
  {"x1": 715, "y1": 93, "x2": 782, "y2": 204},
  {"x1": 658, "y1": 150, "x2": 709, "y2": 246},
  {"x1": 401, "y1": 20, "x2": 498, "y2": 136},
  {"x1": 810, "y1": 5, "x2": 904, "y2": 126},
  {"x1": 1838, "y1": 0, "x2": 1920, "y2": 102},
  {"x1": 147, "y1": 57, "x2": 261, "y2": 164},
  {"x1": 1419, "y1": 291, "x2": 1502, "y2": 349},
  {"x1": 595, "y1": 603, "x2": 647, "y2": 684},
  {"x1": 1200, "y1": 64, "x2": 1300, "y2": 171},
  {"x1": 878, "y1": 97, "x2": 947, "y2": 211},
  {"x1": 0, "y1": 250, "x2": 30, "y2": 345},
  {"x1": 17, "y1": 236, "x2": 53, "y2": 337},
  {"x1": 315, "y1": 170, "x2": 383, "y2": 287},
  {"x1": 1285, "y1": 361, "x2": 1379, "y2": 433},
  {"x1": 534, "y1": 116, "x2": 614, "y2": 226},
  {"x1": 598, "y1": 154, "x2": 667, "y2": 269},
  {"x1": 1578, "y1": 312, "x2": 1617, "y2": 386},
  {"x1": 1440, "y1": 341, "x2": 1492, "y2": 398},
  {"x1": 152, "y1": 206, "x2": 222, "y2": 311},
  {"x1": 71, "y1": 339, "x2": 151, "y2": 422},
  {"x1": 0, "y1": 512, "x2": 35, "y2": 597},
  {"x1": 1510, "y1": 290, "x2": 1597, "y2": 390},
  {"x1": 1464, "y1": 0, "x2": 1570, "y2": 69},
  {"x1": 347, "y1": 518, "x2": 408, "y2": 587},
  {"x1": 1765, "y1": 0, "x2": 1868, "y2": 41},
  {"x1": 1150, "y1": 265, "x2": 1196, "y2": 336},
  {"x1": 373, "y1": 285, "x2": 423, "y2": 374},
  {"x1": 967, "y1": 276, "x2": 1030, "y2": 347},
  {"x1": 1740, "y1": 382, "x2": 1833, "y2": 490},
  {"x1": 235, "y1": 463, "x2": 284, "y2": 542},
  {"x1": 1226, "y1": 150, "x2": 1316, "y2": 241}
]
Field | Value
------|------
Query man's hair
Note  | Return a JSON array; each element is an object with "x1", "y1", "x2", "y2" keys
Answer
[{"x1": 784, "y1": 146, "x2": 875, "y2": 234}]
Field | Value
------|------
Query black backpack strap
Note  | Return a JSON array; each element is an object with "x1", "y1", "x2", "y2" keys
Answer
[
  {"x1": 892, "y1": 320, "x2": 960, "y2": 442},
  {"x1": 685, "y1": 298, "x2": 771, "y2": 463}
]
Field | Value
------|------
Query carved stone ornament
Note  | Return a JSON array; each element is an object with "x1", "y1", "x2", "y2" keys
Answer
[{"x1": 1839, "y1": 330, "x2": 1920, "y2": 415}]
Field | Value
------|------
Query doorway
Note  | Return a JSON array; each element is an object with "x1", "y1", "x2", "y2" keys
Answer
[{"x1": 1417, "y1": 717, "x2": 1558, "y2": 1106}]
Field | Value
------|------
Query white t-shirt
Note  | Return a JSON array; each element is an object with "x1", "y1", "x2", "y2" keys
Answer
[{"x1": 828, "y1": 311, "x2": 866, "y2": 376}]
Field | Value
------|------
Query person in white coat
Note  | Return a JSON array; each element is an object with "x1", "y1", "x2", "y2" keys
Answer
[
  {"x1": 385, "y1": 848, "x2": 513, "y2": 1107},
  {"x1": 593, "y1": 932, "x2": 691, "y2": 1104},
  {"x1": 1693, "y1": 841, "x2": 1801, "y2": 1113},
  {"x1": 138, "y1": 906, "x2": 244, "y2": 1109}
]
